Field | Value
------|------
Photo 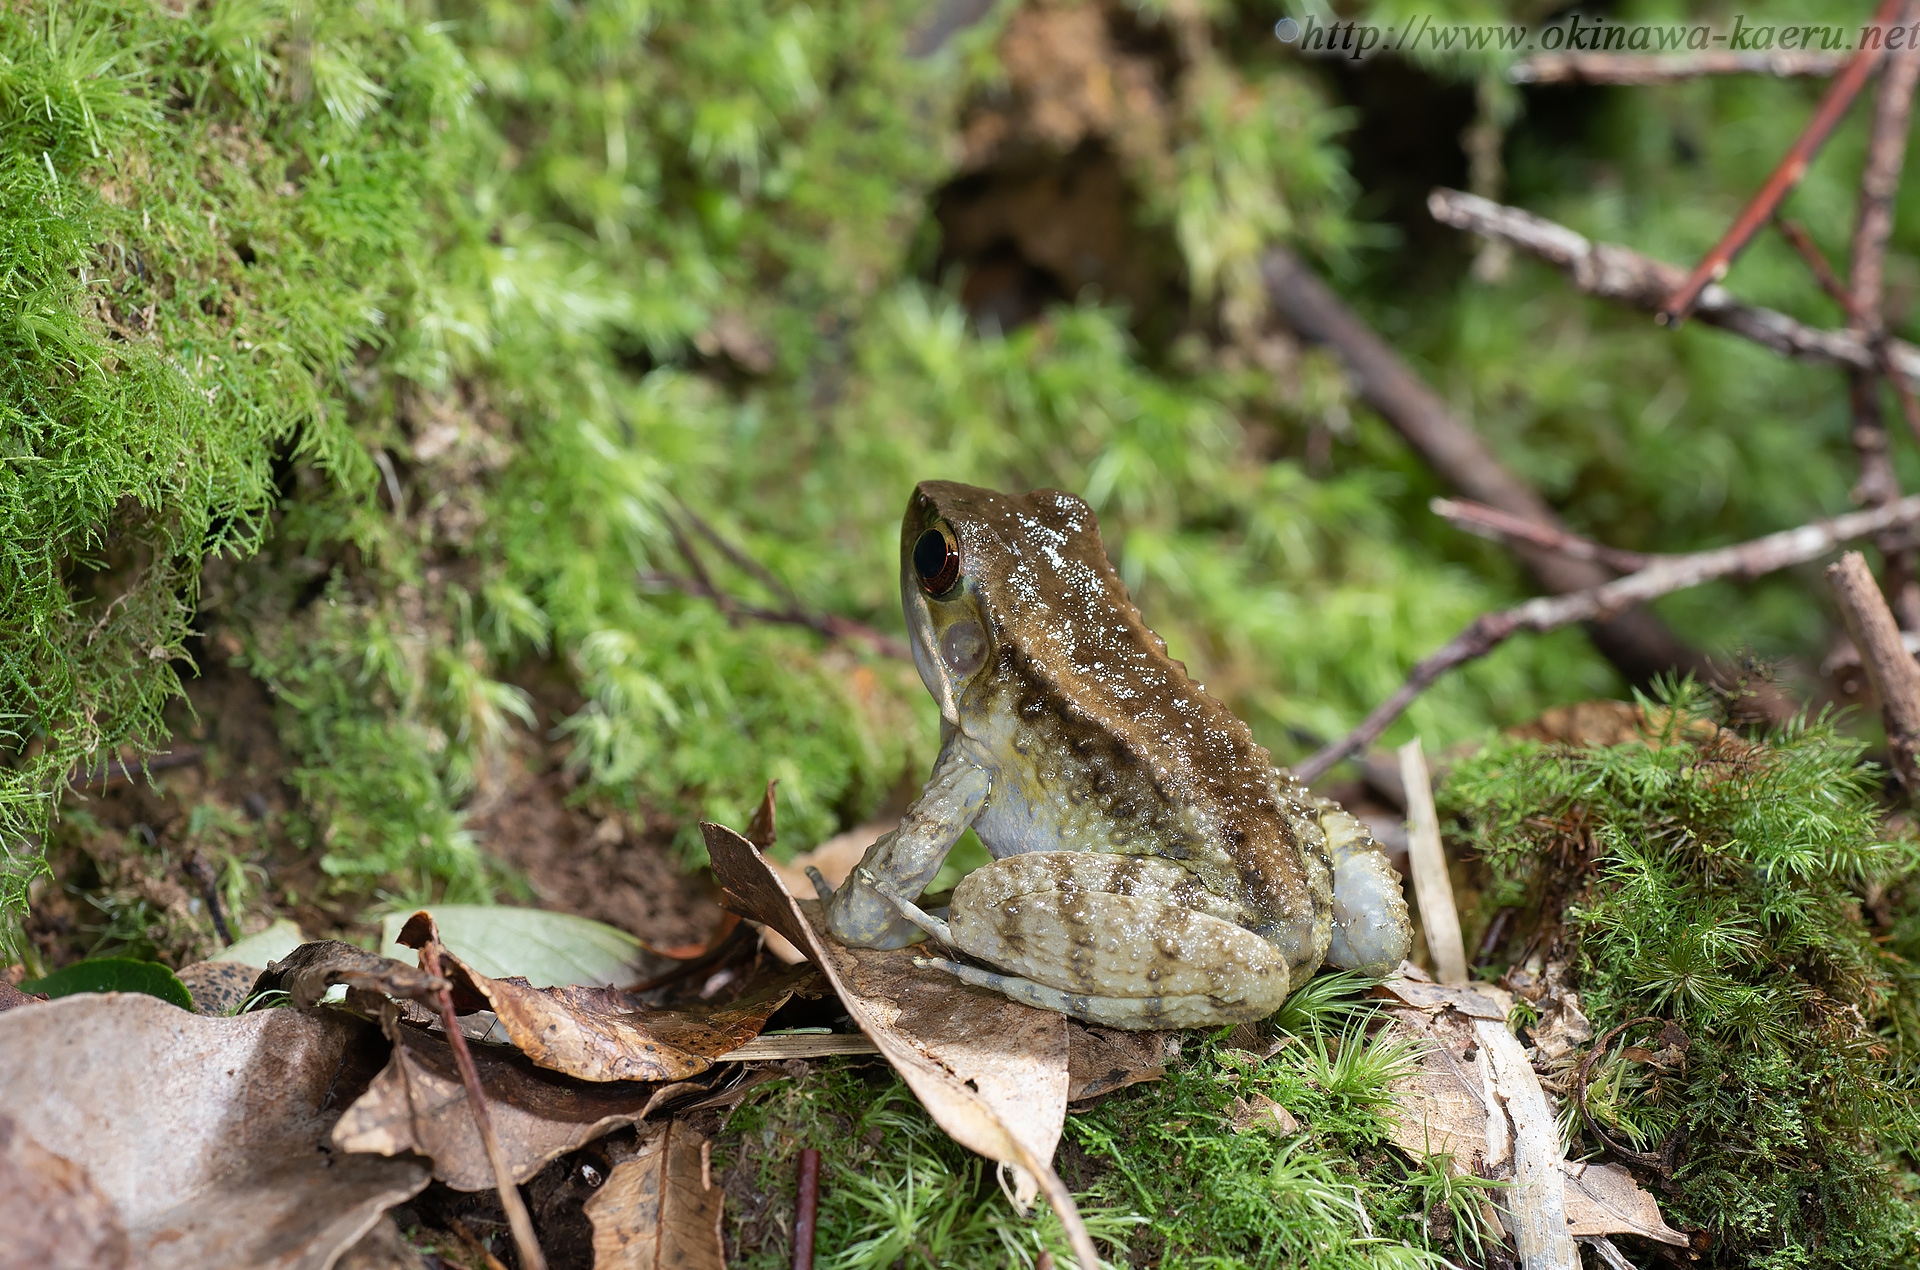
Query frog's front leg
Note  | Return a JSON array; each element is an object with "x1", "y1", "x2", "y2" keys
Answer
[
  {"x1": 824, "y1": 749, "x2": 989, "y2": 949},
  {"x1": 917, "y1": 853, "x2": 1294, "y2": 1029}
]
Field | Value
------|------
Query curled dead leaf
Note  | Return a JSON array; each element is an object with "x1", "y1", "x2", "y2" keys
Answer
[
  {"x1": 257, "y1": 939, "x2": 447, "y2": 1008},
  {"x1": 584, "y1": 1121, "x2": 726, "y2": 1270},
  {"x1": 332, "y1": 1016, "x2": 696, "y2": 1191}
]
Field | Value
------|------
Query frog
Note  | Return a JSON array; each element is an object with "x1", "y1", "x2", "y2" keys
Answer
[{"x1": 811, "y1": 481, "x2": 1412, "y2": 1030}]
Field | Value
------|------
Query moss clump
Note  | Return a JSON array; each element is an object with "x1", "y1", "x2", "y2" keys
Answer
[{"x1": 1443, "y1": 685, "x2": 1920, "y2": 1268}]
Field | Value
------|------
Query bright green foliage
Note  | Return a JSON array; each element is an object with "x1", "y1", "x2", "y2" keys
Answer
[
  {"x1": 20, "y1": 956, "x2": 194, "y2": 1010},
  {"x1": 1443, "y1": 685, "x2": 1920, "y2": 1267},
  {"x1": 714, "y1": 988, "x2": 1476, "y2": 1269}
]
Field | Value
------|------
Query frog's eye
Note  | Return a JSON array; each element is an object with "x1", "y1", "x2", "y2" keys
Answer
[{"x1": 913, "y1": 526, "x2": 961, "y2": 597}]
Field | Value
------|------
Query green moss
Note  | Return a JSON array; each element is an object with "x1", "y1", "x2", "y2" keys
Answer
[
  {"x1": 714, "y1": 985, "x2": 1472, "y2": 1269},
  {"x1": 1442, "y1": 683, "x2": 1920, "y2": 1267}
]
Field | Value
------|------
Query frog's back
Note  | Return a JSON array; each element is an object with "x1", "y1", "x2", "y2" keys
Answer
[{"x1": 922, "y1": 482, "x2": 1331, "y2": 950}]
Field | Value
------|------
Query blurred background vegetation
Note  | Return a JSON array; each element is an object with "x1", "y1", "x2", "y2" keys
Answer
[{"x1": 6, "y1": 0, "x2": 1914, "y2": 957}]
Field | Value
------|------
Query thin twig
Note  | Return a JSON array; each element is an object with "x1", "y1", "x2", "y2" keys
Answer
[
  {"x1": 1432, "y1": 498, "x2": 1649, "y2": 572},
  {"x1": 420, "y1": 941, "x2": 548, "y2": 1270},
  {"x1": 65, "y1": 746, "x2": 203, "y2": 790},
  {"x1": 1848, "y1": 22, "x2": 1920, "y2": 621},
  {"x1": 646, "y1": 507, "x2": 913, "y2": 659},
  {"x1": 793, "y1": 1147, "x2": 821, "y2": 1270},
  {"x1": 1263, "y1": 247, "x2": 1712, "y2": 690},
  {"x1": 1658, "y1": 0, "x2": 1904, "y2": 324},
  {"x1": 183, "y1": 852, "x2": 231, "y2": 944},
  {"x1": 1827, "y1": 551, "x2": 1920, "y2": 792},
  {"x1": 1430, "y1": 188, "x2": 1920, "y2": 390},
  {"x1": 1509, "y1": 50, "x2": 1848, "y2": 85},
  {"x1": 1774, "y1": 217, "x2": 1860, "y2": 319},
  {"x1": 1572, "y1": 1017, "x2": 1680, "y2": 1172},
  {"x1": 1295, "y1": 494, "x2": 1920, "y2": 783}
]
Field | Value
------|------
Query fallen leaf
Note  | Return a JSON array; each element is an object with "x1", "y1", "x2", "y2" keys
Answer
[
  {"x1": 1227, "y1": 1092, "x2": 1300, "y2": 1135},
  {"x1": 584, "y1": 1121, "x2": 725, "y2": 1270},
  {"x1": 332, "y1": 1017, "x2": 688, "y2": 1190},
  {"x1": 0, "y1": 979, "x2": 44, "y2": 1011},
  {"x1": 1379, "y1": 972, "x2": 1689, "y2": 1258},
  {"x1": 218, "y1": 918, "x2": 308, "y2": 968},
  {"x1": 704, "y1": 822, "x2": 1101, "y2": 1270},
  {"x1": 379, "y1": 905, "x2": 674, "y2": 988},
  {"x1": 1562, "y1": 1160, "x2": 1689, "y2": 1247},
  {"x1": 0, "y1": 1111, "x2": 132, "y2": 1269},
  {"x1": 392, "y1": 915, "x2": 816, "y2": 1083},
  {"x1": 1066, "y1": 1024, "x2": 1175, "y2": 1102},
  {"x1": 0, "y1": 994, "x2": 428, "y2": 1270},
  {"x1": 257, "y1": 939, "x2": 448, "y2": 1008}
]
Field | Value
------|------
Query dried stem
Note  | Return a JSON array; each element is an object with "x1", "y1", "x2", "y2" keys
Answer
[
  {"x1": 793, "y1": 1147, "x2": 821, "y2": 1270},
  {"x1": 420, "y1": 941, "x2": 548, "y2": 1270},
  {"x1": 1430, "y1": 188, "x2": 1920, "y2": 390},
  {"x1": 1295, "y1": 494, "x2": 1920, "y2": 783},
  {"x1": 1509, "y1": 50, "x2": 1848, "y2": 85},
  {"x1": 1658, "y1": 0, "x2": 1903, "y2": 324},
  {"x1": 1262, "y1": 247, "x2": 1711, "y2": 690},
  {"x1": 1827, "y1": 551, "x2": 1920, "y2": 792},
  {"x1": 1432, "y1": 498, "x2": 1649, "y2": 572}
]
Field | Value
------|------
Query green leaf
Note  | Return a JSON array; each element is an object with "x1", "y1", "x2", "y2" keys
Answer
[
  {"x1": 379, "y1": 905, "x2": 660, "y2": 988},
  {"x1": 20, "y1": 958, "x2": 194, "y2": 1011},
  {"x1": 217, "y1": 919, "x2": 307, "y2": 969}
]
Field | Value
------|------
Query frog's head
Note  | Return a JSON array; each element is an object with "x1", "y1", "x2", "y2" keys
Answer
[{"x1": 900, "y1": 480, "x2": 1140, "y2": 729}]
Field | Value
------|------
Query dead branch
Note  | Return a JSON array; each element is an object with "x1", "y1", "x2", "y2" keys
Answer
[
  {"x1": 1295, "y1": 494, "x2": 1920, "y2": 783},
  {"x1": 1848, "y1": 24, "x2": 1920, "y2": 622},
  {"x1": 1509, "y1": 50, "x2": 1848, "y2": 86},
  {"x1": 1429, "y1": 188, "x2": 1920, "y2": 391},
  {"x1": 1658, "y1": 0, "x2": 1904, "y2": 324},
  {"x1": 1827, "y1": 551, "x2": 1920, "y2": 790},
  {"x1": 1431, "y1": 498, "x2": 1650, "y2": 572},
  {"x1": 1262, "y1": 247, "x2": 1712, "y2": 689}
]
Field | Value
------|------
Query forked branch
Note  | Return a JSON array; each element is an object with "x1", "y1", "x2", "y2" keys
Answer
[
  {"x1": 1510, "y1": 50, "x2": 1847, "y2": 86},
  {"x1": 1296, "y1": 494, "x2": 1920, "y2": 783}
]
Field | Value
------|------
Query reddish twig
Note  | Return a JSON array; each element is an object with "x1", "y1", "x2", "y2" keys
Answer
[
  {"x1": 1430, "y1": 188, "x2": 1920, "y2": 389},
  {"x1": 1659, "y1": 0, "x2": 1905, "y2": 325},
  {"x1": 1827, "y1": 551, "x2": 1920, "y2": 791},
  {"x1": 1296, "y1": 494, "x2": 1920, "y2": 782},
  {"x1": 1510, "y1": 50, "x2": 1848, "y2": 85},
  {"x1": 1774, "y1": 217, "x2": 1860, "y2": 319},
  {"x1": 1431, "y1": 498, "x2": 1649, "y2": 572},
  {"x1": 420, "y1": 940, "x2": 548, "y2": 1270},
  {"x1": 793, "y1": 1147, "x2": 821, "y2": 1270}
]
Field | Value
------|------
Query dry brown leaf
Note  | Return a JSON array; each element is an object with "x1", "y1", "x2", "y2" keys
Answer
[
  {"x1": 1379, "y1": 973, "x2": 1690, "y2": 1260},
  {"x1": 584, "y1": 1121, "x2": 725, "y2": 1270},
  {"x1": 0, "y1": 979, "x2": 43, "y2": 1011},
  {"x1": 1227, "y1": 1092, "x2": 1300, "y2": 1135},
  {"x1": 0, "y1": 994, "x2": 427, "y2": 1270},
  {"x1": 0, "y1": 1110, "x2": 132, "y2": 1269},
  {"x1": 703, "y1": 822, "x2": 1100, "y2": 1270},
  {"x1": 332, "y1": 1018, "x2": 682, "y2": 1191},
  {"x1": 1066, "y1": 1023, "x2": 1175, "y2": 1102},
  {"x1": 258, "y1": 939, "x2": 448, "y2": 1008},
  {"x1": 1562, "y1": 1160, "x2": 1689, "y2": 1247},
  {"x1": 437, "y1": 957, "x2": 813, "y2": 1083}
]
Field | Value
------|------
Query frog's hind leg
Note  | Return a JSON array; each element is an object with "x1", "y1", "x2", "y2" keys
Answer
[
  {"x1": 914, "y1": 956, "x2": 1250, "y2": 1029},
  {"x1": 940, "y1": 852, "x2": 1292, "y2": 1029}
]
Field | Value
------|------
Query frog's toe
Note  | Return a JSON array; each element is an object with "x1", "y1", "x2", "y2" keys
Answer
[
  {"x1": 857, "y1": 869, "x2": 956, "y2": 946},
  {"x1": 918, "y1": 957, "x2": 1274, "y2": 1029},
  {"x1": 1325, "y1": 832, "x2": 1412, "y2": 976},
  {"x1": 803, "y1": 865, "x2": 837, "y2": 903}
]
